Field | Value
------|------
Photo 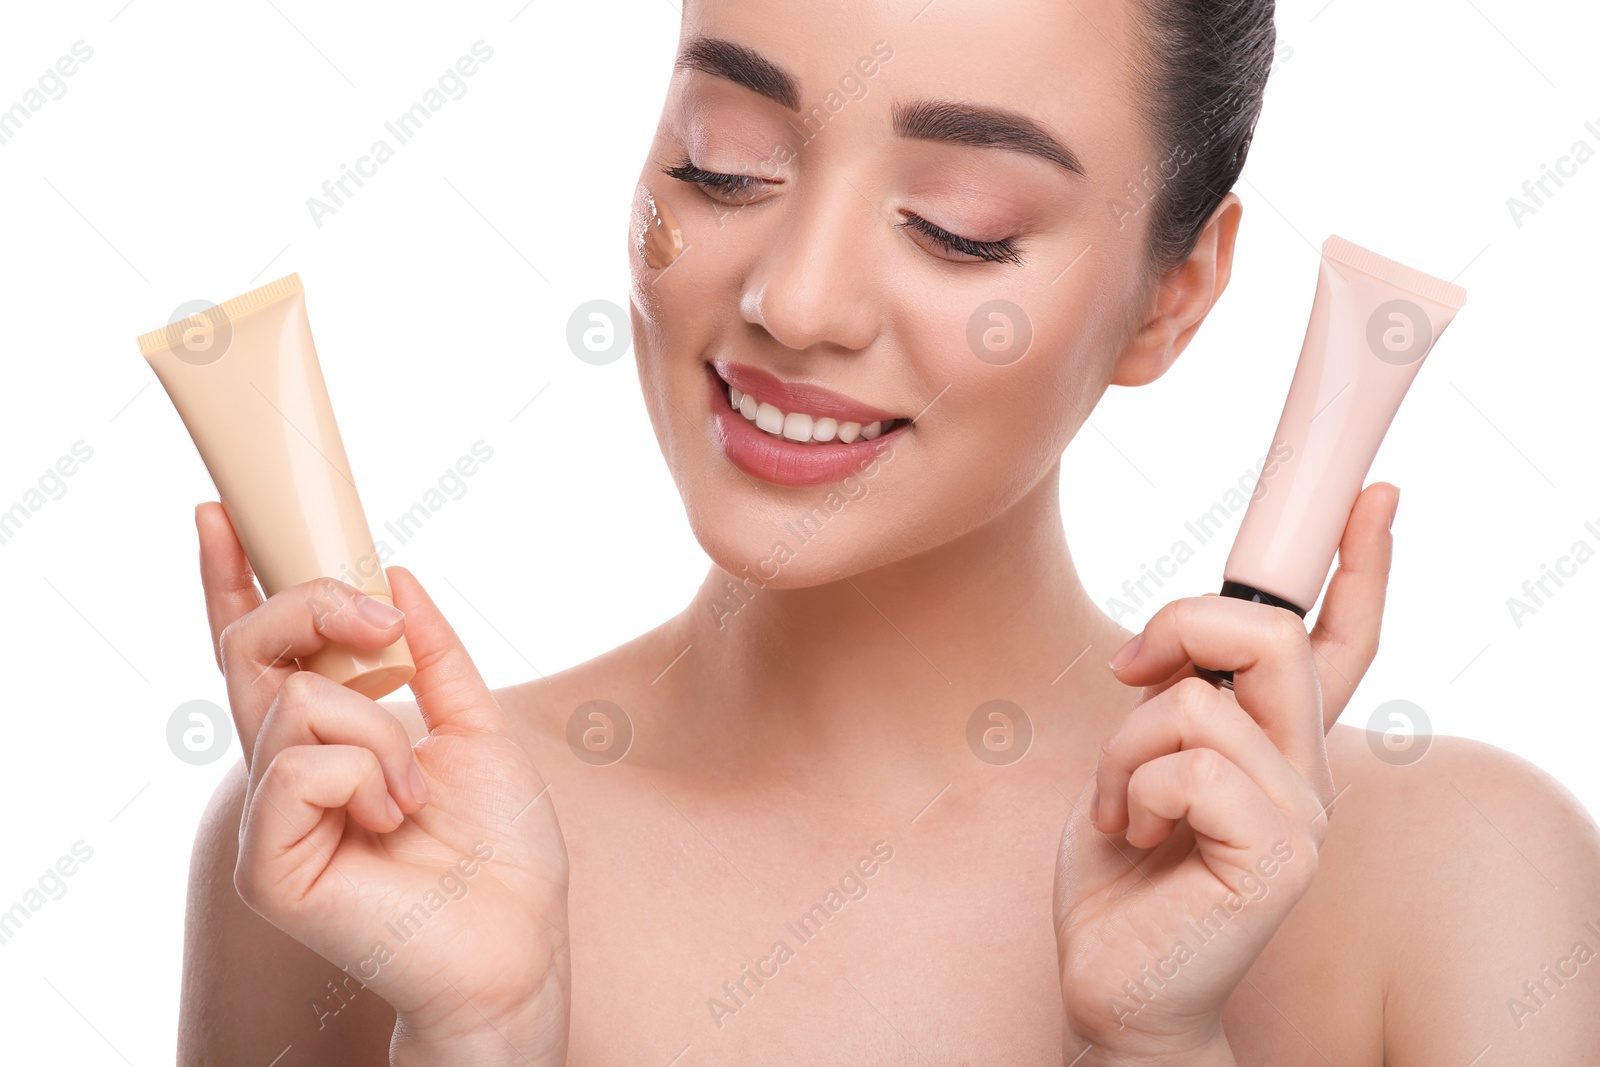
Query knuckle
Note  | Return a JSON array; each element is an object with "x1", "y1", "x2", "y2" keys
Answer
[
  {"x1": 306, "y1": 577, "x2": 352, "y2": 624},
  {"x1": 385, "y1": 711, "x2": 413, "y2": 753},
  {"x1": 1170, "y1": 675, "x2": 1219, "y2": 720},
  {"x1": 216, "y1": 618, "x2": 245, "y2": 666},
  {"x1": 1185, "y1": 747, "x2": 1229, "y2": 789},
  {"x1": 277, "y1": 669, "x2": 320, "y2": 709},
  {"x1": 1266, "y1": 606, "x2": 1309, "y2": 654},
  {"x1": 1164, "y1": 597, "x2": 1195, "y2": 632},
  {"x1": 261, "y1": 746, "x2": 307, "y2": 791},
  {"x1": 1124, "y1": 760, "x2": 1154, "y2": 799}
]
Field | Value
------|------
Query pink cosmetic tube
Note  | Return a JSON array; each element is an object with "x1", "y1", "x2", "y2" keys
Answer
[
  {"x1": 137, "y1": 274, "x2": 415, "y2": 700},
  {"x1": 1195, "y1": 236, "x2": 1466, "y2": 689}
]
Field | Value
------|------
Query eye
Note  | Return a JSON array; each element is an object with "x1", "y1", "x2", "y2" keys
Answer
[
  {"x1": 663, "y1": 157, "x2": 772, "y2": 206},
  {"x1": 897, "y1": 212, "x2": 1023, "y2": 265}
]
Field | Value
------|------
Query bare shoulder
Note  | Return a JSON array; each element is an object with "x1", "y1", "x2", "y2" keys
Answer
[
  {"x1": 1322, "y1": 723, "x2": 1600, "y2": 1063},
  {"x1": 1322, "y1": 723, "x2": 1600, "y2": 890}
]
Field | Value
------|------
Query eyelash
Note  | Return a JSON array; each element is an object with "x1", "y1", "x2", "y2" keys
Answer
[
  {"x1": 896, "y1": 213, "x2": 1023, "y2": 266},
  {"x1": 662, "y1": 156, "x2": 1023, "y2": 265},
  {"x1": 664, "y1": 158, "x2": 765, "y2": 203}
]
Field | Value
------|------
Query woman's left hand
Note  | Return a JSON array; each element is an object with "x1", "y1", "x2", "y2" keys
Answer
[{"x1": 1053, "y1": 481, "x2": 1400, "y2": 1066}]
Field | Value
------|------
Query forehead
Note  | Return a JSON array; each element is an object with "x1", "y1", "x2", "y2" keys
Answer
[{"x1": 678, "y1": 0, "x2": 1149, "y2": 172}]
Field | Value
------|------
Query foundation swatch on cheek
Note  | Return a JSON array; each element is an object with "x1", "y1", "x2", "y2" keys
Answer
[{"x1": 638, "y1": 187, "x2": 685, "y2": 270}]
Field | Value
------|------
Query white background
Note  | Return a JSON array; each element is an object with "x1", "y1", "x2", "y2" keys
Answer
[{"x1": 1, "y1": 0, "x2": 1595, "y2": 1061}]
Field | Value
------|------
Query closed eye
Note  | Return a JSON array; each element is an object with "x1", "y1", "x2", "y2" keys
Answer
[
  {"x1": 897, "y1": 212, "x2": 1023, "y2": 265},
  {"x1": 663, "y1": 157, "x2": 1023, "y2": 266},
  {"x1": 663, "y1": 158, "x2": 771, "y2": 205}
]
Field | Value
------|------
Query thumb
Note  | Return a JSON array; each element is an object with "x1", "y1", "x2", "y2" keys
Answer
[{"x1": 387, "y1": 565, "x2": 513, "y2": 739}]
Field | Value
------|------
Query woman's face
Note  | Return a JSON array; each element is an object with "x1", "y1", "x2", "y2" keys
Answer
[{"x1": 628, "y1": 0, "x2": 1162, "y2": 587}]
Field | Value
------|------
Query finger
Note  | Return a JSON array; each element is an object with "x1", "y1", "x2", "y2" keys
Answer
[
  {"x1": 1117, "y1": 592, "x2": 1226, "y2": 705},
  {"x1": 1307, "y1": 482, "x2": 1398, "y2": 728},
  {"x1": 386, "y1": 566, "x2": 512, "y2": 738},
  {"x1": 1095, "y1": 677, "x2": 1324, "y2": 837},
  {"x1": 250, "y1": 670, "x2": 428, "y2": 812},
  {"x1": 1109, "y1": 596, "x2": 1323, "y2": 778},
  {"x1": 1124, "y1": 747, "x2": 1278, "y2": 854},
  {"x1": 219, "y1": 576, "x2": 409, "y2": 763},
  {"x1": 237, "y1": 744, "x2": 404, "y2": 913},
  {"x1": 196, "y1": 502, "x2": 263, "y2": 675},
  {"x1": 1137, "y1": 661, "x2": 1200, "y2": 704},
  {"x1": 1124, "y1": 749, "x2": 1319, "y2": 899}
]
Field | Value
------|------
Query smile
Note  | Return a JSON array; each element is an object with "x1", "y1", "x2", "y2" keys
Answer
[
  {"x1": 706, "y1": 361, "x2": 911, "y2": 488},
  {"x1": 724, "y1": 381, "x2": 909, "y2": 444},
  {"x1": 709, "y1": 361, "x2": 911, "y2": 445}
]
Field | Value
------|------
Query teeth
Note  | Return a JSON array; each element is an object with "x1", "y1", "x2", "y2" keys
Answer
[
  {"x1": 754, "y1": 402, "x2": 785, "y2": 434},
  {"x1": 724, "y1": 376, "x2": 896, "y2": 445}
]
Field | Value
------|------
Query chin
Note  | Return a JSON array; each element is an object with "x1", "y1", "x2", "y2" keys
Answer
[{"x1": 675, "y1": 452, "x2": 921, "y2": 591}]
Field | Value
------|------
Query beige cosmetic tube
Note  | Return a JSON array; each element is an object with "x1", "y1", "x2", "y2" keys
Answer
[
  {"x1": 138, "y1": 274, "x2": 415, "y2": 700},
  {"x1": 1197, "y1": 236, "x2": 1467, "y2": 688}
]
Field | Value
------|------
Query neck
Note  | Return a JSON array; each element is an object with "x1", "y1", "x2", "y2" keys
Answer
[{"x1": 670, "y1": 466, "x2": 1129, "y2": 766}]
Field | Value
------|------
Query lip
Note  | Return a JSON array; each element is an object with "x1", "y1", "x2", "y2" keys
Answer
[
  {"x1": 706, "y1": 363, "x2": 906, "y2": 488},
  {"x1": 710, "y1": 359, "x2": 904, "y2": 425}
]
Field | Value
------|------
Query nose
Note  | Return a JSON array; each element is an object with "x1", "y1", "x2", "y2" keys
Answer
[{"x1": 739, "y1": 176, "x2": 882, "y2": 354}]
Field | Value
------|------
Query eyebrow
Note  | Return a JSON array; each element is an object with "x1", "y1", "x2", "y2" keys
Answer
[
  {"x1": 892, "y1": 100, "x2": 1086, "y2": 178},
  {"x1": 676, "y1": 36, "x2": 801, "y2": 111},
  {"x1": 675, "y1": 36, "x2": 1086, "y2": 179}
]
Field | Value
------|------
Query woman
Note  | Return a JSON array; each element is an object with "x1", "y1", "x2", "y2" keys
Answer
[{"x1": 179, "y1": 0, "x2": 1600, "y2": 1063}]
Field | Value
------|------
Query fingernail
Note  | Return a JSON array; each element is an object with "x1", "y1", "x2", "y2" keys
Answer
[
  {"x1": 1388, "y1": 489, "x2": 1401, "y2": 531},
  {"x1": 1109, "y1": 633, "x2": 1142, "y2": 673},
  {"x1": 408, "y1": 759, "x2": 429, "y2": 805},
  {"x1": 357, "y1": 594, "x2": 405, "y2": 628},
  {"x1": 1089, "y1": 788, "x2": 1101, "y2": 825},
  {"x1": 385, "y1": 793, "x2": 404, "y2": 825}
]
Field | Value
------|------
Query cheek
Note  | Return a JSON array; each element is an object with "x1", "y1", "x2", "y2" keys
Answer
[
  {"x1": 628, "y1": 181, "x2": 686, "y2": 327},
  {"x1": 639, "y1": 185, "x2": 685, "y2": 270},
  {"x1": 628, "y1": 179, "x2": 707, "y2": 418},
  {"x1": 982, "y1": 261, "x2": 1126, "y2": 417},
  {"x1": 892, "y1": 262, "x2": 1121, "y2": 498},
  {"x1": 628, "y1": 177, "x2": 743, "y2": 334},
  {"x1": 904, "y1": 268, "x2": 1111, "y2": 403}
]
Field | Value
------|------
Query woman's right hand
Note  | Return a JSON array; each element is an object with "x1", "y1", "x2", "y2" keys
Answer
[{"x1": 195, "y1": 502, "x2": 570, "y2": 1065}]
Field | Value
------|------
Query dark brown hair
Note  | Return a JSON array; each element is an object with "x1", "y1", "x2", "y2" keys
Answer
[{"x1": 1128, "y1": 0, "x2": 1277, "y2": 274}]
